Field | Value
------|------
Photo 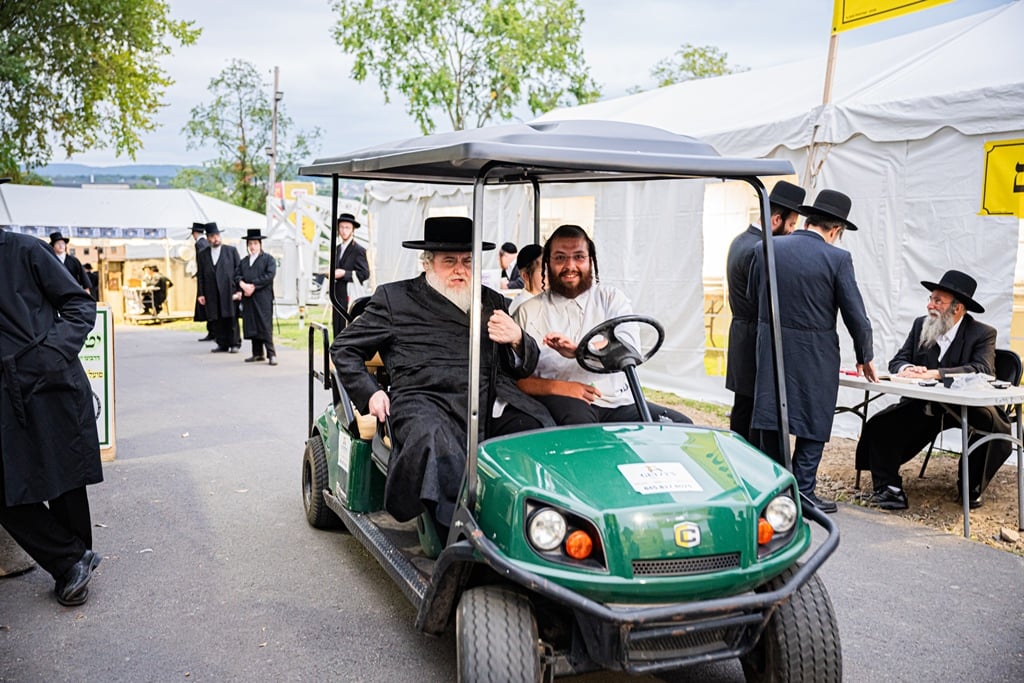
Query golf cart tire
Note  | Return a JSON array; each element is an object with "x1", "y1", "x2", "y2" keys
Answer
[
  {"x1": 740, "y1": 565, "x2": 842, "y2": 683},
  {"x1": 302, "y1": 437, "x2": 339, "y2": 530},
  {"x1": 456, "y1": 586, "x2": 542, "y2": 683}
]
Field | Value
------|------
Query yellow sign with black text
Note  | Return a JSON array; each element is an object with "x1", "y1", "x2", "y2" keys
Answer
[
  {"x1": 980, "y1": 139, "x2": 1024, "y2": 219},
  {"x1": 832, "y1": 0, "x2": 951, "y2": 33}
]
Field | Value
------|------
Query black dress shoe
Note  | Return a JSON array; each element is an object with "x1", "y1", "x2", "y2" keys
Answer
[
  {"x1": 244, "y1": 355, "x2": 266, "y2": 363},
  {"x1": 954, "y1": 486, "x2": 984, "y2": 509},
  {"x1": 197, "y1": 335, "x2": 215, "y2": 342},
  {"x1": 55, "y1": 549, "x2": 101, "y2": 606},
  {"x1": 211, "y1": 346, "x2": 229, "y2": 353},
  {"x1": 867, "y1": 487, "x2": 909, "y2": 510},
  {"x1": 268, "y1": 356, "x2": 278, "y2": 366},
  {"x1": 804, "y1": 493, "x2": 838, "y2": 514}
]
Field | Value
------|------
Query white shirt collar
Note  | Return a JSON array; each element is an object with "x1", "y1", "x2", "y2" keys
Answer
[{"x1": 937, "y1": 316, "x2": 964, "y2": 361}]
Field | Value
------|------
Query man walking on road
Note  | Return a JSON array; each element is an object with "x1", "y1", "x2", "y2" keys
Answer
[{"x1": 196, "y1": 223, "x2": 241, "y2": 353}]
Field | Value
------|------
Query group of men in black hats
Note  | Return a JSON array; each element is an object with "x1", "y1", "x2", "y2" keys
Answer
[
  {"x1": 727, "y1": 182, "x2": 1008, "y2": 514},
  {"x1": 190, "y1": 222, "x2": 278, "y2": 365}
]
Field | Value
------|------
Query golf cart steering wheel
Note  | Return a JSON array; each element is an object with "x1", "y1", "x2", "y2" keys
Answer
[{"x1": 575, "y1": 315, "x2": 664, "y2": 374}]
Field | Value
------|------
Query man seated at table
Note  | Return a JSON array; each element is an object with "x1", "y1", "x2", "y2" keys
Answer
[{"x1": 856, "y1": 270, "x2": 1010, "y2": 510}]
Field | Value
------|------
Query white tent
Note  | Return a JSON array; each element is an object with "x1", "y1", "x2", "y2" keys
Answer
[
  {"x1": 534, "y1": 1, "x2": 1024, "y2": 420},
  {"x1": 0, "y1": 184, "x2": 265, "y2": 241}
]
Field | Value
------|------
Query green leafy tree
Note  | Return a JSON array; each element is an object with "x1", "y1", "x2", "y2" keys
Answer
[
  {"x1": 175, "y1": 59, "x2": 320, "y2": 211},
  {"x1": 0, "y1": 0, "x2": 199, "y2": 179},
  {"x1": 330, "y1": 0, "x2": 600, "y2": 133},
  {"x1": 649, "y1": 43, "x2": 746, "y2": 88}
]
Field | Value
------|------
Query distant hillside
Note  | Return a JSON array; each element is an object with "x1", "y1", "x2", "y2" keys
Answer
[{"x1": 37, "y1": 163, "x2": 188, "y2": 178}]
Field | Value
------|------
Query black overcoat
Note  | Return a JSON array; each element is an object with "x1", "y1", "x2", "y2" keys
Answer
[
  {"x1": 62, "y1": 252, "x2": 92, "y2": 292},
  {"x1": 331, "y1": 241, "x2": 369, "y2": 307},
  {"x1": 725, "y1": 225, "x2": 761, "y2": 396},
  {"x1": 330, "y1": 274, "x2": 554, "y2": 525},
  {"x1": 196, "y1": 244, "x2": 241, "y2": 320},
  {"x1": 750, "y1": 230, "x2": 874, "y2": 442},
  {"x1": 0, "y1": 231, "x2": 101, "y2": 505},
  {"x1": 193, "y1": 236, "x2": 210, "y2": 322},
  {"x1": 235, "y1": 252, "x2": 276, "y2": 340}
]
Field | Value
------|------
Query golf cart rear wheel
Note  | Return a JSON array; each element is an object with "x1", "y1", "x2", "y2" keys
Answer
[
  {"x1": 302, "y1": 437, "x2": 339, "y2": 529},
  {"x1": 741, "y1": 565, "x2": 841, "y2": 683},
  {"x1": 456, "y1": 586, "x2": 542, "y2": 683}
]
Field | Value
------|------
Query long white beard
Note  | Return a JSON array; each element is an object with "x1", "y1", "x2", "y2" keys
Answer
[
  {"x1": 425, "y1": 270, "x2": 472, "y2": 313},
  {"x1": 920, "y1": 307, "x2": 955, "y2": 349}
]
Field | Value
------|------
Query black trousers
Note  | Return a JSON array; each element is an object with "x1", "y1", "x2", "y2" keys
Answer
[
  {"x1": 535, "y1": 395, "x2": 692, "y2": 426},
  {"x1": 759, "y1": 431, "x2": 826, "y2": 496},
  {"x1": 0, "y1": 485, "x2": 91, "y2": 580},
  {"x1": 251, "y1": 337, "x2": 276, "y2": 358},
  {"x1": 855, "y1": 399, "x2": 1010, "y2": 494},
  {"x1": 210, "y1": 316, "x2": 240, "y2": 350},
  {"x1": 730, "y1": 392, "x2": 754, "y2": 443}
]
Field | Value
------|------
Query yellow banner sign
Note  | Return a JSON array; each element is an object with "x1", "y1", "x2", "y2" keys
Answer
[
  {"x1": 980, "y1": 139, "x2": 1024, "y2": 218},
  {"x1": 832, "y1": 0, "x2": 951, "y2": 33}
]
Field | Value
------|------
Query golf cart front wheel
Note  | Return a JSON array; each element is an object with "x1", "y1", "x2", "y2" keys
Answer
[
  {"x1": 302, "y1": 437, "x2": 339, "y2": 530},
  {"x1": 740, "y1": 565, "x2": 842, "y2": 683},
  {"x1": 456, "y1": 586, "x2": 542, "y2": 683}
]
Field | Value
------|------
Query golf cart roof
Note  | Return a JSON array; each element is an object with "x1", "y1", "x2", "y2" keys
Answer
[{"x1": 299, "y1": 120, "x2": 794, "y2": 183}]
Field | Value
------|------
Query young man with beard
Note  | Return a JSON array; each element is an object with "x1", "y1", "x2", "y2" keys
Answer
[
  {"x1": 513, "y1": 224, "x2": 691, "y2": 426},
  {"x1": 330, "y1": 216, "x2": 553, "y2": 534},
  {"x1": 855, "y1": 270, "x2": 1009, "y2": 510}
]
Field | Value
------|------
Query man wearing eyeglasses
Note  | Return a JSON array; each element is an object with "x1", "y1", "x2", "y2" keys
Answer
[
  {"x1": 514, "y1": 224, "x2": 691, "y2": 426},
  {"x1": 855, "y1": 270, "x2": 1009, "y2": 510}
]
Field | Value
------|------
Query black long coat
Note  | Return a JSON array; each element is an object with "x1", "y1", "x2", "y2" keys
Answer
[
  {"x1": 725, "y1": 225, "x2": 761, "y2": 397},
  {"x1": 193, "y1": 236, "x2": 210, "y2": 322},
  {"x1": 331, "y1": 240, "x2": 369, "y2": 330},
  {"x1": 750, "y1": 230, "x2": 874, "y2": 442},
  {"x1": 235, "y1": 252, "x2": 276, "y2": 340},
  {"x1": 61, "y1": 252, "x2": 92, "y2": 292},
  {"x1": 331, "y1": 274, "x2": 554, "y2": 525},
  {"x1": 196, "y1": 244, "x2": 241, "y2": 321},
  {"x1": 0, "y1": 231, "x2": 101, "y2": 505}
]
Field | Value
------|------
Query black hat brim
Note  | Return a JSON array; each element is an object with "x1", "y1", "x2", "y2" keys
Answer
[
  {"x1": 797, "y1": 205, "x2": 858, "y2": 231},
  {"x1": 920, "y1": 280, "x2": 984, "y2": 313},
  {"x1": 402, "y1": 240, "x2": 495, "y2": 252}
]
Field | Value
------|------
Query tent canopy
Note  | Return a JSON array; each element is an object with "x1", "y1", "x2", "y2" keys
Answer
[{"x1": 0, "y1": 184, "x2": 265, "y2": 241}]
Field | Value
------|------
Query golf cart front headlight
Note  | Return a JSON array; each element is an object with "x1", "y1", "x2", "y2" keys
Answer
[
  {"x1": 527, "y1": 508, "x2": 567, "y2": 551},
  {"x1": 764, "y1": 495, "x2": 798, "y2": 533}
]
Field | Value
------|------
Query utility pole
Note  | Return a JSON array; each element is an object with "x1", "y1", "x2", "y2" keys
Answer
[{"x1": 267, "y1": 66, "x2": 282, "y2": 198}]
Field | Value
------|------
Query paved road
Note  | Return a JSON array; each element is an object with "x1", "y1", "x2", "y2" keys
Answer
[{"x1": 2, "y1": 326, "x2": 1023, "y2": 682}]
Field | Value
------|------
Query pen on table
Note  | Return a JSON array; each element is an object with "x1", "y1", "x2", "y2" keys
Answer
[{"x1": 840, "y1": 370, "x2": 859, "y2": 376}]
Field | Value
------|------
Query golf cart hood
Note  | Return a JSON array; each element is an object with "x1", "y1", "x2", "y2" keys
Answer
[{"x1": 474, "y1": 423, "x2": 807, "y2": 602}]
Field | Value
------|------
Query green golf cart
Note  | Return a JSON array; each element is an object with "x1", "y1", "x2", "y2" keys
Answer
[{"x1": 299, "y1": 120, "x2": 840, "y2": 682}]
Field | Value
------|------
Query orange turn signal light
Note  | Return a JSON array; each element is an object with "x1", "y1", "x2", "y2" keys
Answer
[
  {"x1": 564, "y1": 530, "x2": 593, "y2": 560},
  {"x1": 757, "y1": 518, "x2": 774, "y2": 545}
]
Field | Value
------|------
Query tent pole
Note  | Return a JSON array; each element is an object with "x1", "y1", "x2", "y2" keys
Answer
[{"x1": 803, "y1": 33, "x2": 840, "y2": 189}]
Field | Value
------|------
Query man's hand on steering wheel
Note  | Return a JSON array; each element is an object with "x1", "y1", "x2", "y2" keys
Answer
[{"x1": 543, "y1": 333, "x2": 577, "y2": 359}]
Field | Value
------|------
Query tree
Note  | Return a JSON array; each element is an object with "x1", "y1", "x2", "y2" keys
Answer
[
  {"x1": 649, "y1": 43, "x2": 746, "y2": 88},
  {"x1": 0, "y1": 0, "x2": 199, "y2": 179},
  {"x1": 175, "y1": 60, "x2": 320, "y2": 212},
  {"x1": 329, "y1": 0, "x2": 600, "y2": 133}
]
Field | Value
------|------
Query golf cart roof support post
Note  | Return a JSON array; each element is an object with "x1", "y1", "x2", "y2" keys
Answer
[
  {"x1": 752, "y1": 177, "x2": 792, "y2": 470},
  {"x1": 329, "y1": 175, "x2": 341, "y2": 320},
  {"x1": 530, "y1": 177, "x2": 541, "y2": 244},
  {"x1": 465, "y1": 167, "x2": 498, "y2": 514}
]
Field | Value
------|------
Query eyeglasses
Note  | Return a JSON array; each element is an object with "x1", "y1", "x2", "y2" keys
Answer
[
  {"x1": 928, "y1": 295, "x2": 952, "y2": 307},
  {"x1": 550, "y1": 253, "x2": 589, "y2": 266}
]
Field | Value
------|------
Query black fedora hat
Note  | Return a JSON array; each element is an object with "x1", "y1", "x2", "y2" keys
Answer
[
  {"x1": 402, "y1": 216, "x2": 495, "y2": 252},
  {"x1": 797, "y1": 189, "x2": 858, "y2": 231},
  {"x1": 337, "y1": 212, "x2": 361, "y2": 228},
  {"x1": 49, "y1": 231, "x2": 70, "y2": 245},
  {"x1": 768, "y1": 180, "x2": 806, "y2": 213},
  {"x1": 921, "y1": 270, "x2": 984, "y2": 313},
  {"x1": 190, "y1": 221, "x2": 211, "y2": 235},
  {"x1": 203, "y1": 222, "x2": 221, "y2": 235},
  {"x1": 244, "y1": 228, "x2": 266, "y2": 241}
]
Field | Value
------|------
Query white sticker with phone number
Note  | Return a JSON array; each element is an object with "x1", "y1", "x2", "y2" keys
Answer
[{"x1": 617, "y1": 462, "x2": 703, "y2": 494}]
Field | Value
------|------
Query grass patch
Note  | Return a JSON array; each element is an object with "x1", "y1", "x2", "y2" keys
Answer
[
  {"x1": 155, "y1": 306, "x2": 333, "y2": 350},
  {"x1": 643, "y1": 388, "x2": 730, "y2": 421}
]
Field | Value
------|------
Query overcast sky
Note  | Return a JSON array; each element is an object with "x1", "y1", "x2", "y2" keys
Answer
[{"x1": 66, "y1": 0, "x2": 1012, "y2": 167}]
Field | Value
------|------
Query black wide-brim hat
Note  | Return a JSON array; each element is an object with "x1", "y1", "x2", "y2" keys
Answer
[
  {"x1": 402, "y1": 216, "x2": 495, "y2": 252},
  {"x1": 921, "y1": 269, "x2": 984, "y2": 313},
  {"x1": 203, "y1": 222, "x2": 221, "y2": 235},
  {"x1": 797, "y1": 189, "x2": 858, "y2": 231},
  {"x1": 337, "y1": 212, "x2": 361, "y2": 228},
  {"x1": 190, "y1": 221, "x2": 214, "y2": 235},
  {"x1": 768, "y1": 180, "x2": 806, "y2": 213},
  {"x1": 49, "y1": 231, "x2": 69, "y2": 244},
  {"x1": 244, "y1": 228, "x2": 266, "y2": 241}
]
